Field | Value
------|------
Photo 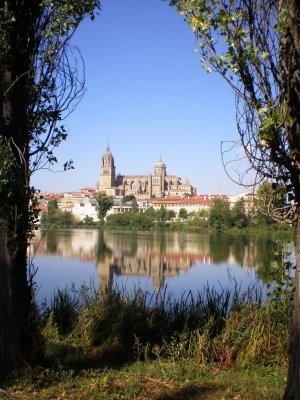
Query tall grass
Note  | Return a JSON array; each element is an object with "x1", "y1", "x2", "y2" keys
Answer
[{"x1": 40, "y1": 280, "x2": 290, "y2": 368}]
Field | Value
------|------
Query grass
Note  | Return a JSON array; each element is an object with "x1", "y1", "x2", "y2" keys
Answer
[
  {"x1": 0, "y1": 360, "x2": 286, "y2": 399},
  {"x1": 41, "y1": 283, "x2": 290, "y2": 362},
  {"x1": 0, "y1": 283, "x2": 291, "y2": 399}
]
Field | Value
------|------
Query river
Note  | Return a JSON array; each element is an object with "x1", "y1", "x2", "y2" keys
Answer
[{"x1": 29, "y1": 229, "x2": 284, "y2": 302}]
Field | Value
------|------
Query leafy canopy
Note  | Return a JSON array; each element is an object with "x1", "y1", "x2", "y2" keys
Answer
[
  {"x1": 96, "y1": 192, "x2": 114, "y2": 222},
  {"x1": 168, "y1": 0, "x2": 297, "y2": 204}
]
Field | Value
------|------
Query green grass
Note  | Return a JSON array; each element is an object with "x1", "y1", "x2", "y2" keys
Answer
[
  {"x1": 0, "y1": 360, "x2": 286, "y2": 399},
  {"x1": 38, "y1": 283, "x2": 290, "y2": 367},
  {"x1": 0, "y1": 283, "x2": 290, "y2": 399}
]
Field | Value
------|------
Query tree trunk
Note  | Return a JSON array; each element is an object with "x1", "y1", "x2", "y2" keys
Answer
[
  {"x1": 0, "y1": 0, "x2": 41, "y2": 373},
  {"x1": 284, "y1": 210, "x2": 300, "y2": 399},
  {"x1": 0, "y1": 229, "x2": 34, "y2": 371},
  {"x1": 280, "y1": 2, "x2": 300, "y2": 396}
]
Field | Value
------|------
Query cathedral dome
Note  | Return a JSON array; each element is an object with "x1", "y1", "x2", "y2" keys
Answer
[
  {"x1": 155, "y1": 157, "x2": 166, "y2": 168},
  {"x1": 154, "y1": 157, "x2": 167, "y2": 177}
]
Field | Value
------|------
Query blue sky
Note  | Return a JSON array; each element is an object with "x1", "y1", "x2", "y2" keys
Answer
[{"x1": 31, "y1": 0, "x2": 247, "y2": 195}]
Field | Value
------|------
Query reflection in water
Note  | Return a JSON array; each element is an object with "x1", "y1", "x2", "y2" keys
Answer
[
  {"x1": 97, "y1": 231, "x2": 211, "y2": 288},
  {"x1": 30, "y1": 229, "x2": 285, "y2": 297},
  {"x1": 208, "y1": 234, "x2": 231, "y2": 264}
]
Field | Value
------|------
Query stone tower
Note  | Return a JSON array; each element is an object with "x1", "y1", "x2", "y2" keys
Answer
[
  {"x1": 97, "y1": 146, "x2": 116, "y2": 191},
  {"x1": 154, "y1": 157, "x2": 166, "y2": 177},
  {"x1": 153, "y1": 157, "x2": 167, "y2": 195}
]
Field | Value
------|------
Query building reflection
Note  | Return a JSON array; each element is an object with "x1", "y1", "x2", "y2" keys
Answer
[
  {"x1": 30, "y1": 229, "x2": 99, "y2": 261},
  {"x1": 30, "y1": 230, "x2": 273, "y2": 289},
  {"x1": 96, "y1": 231, "x2": 212, "y2": 288}
]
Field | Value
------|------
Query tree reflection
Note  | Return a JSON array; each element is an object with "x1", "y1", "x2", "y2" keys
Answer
[
  {"x1": 208, "y1": 234, "x2": 230, "y2": 263},
  {"x1": 46, "y1": 230, "x2": 59, "y2": 253},
  {"x1": 255, "y1": 235, "x2": 279, "y2": 282},
  {"x1": 129, "y1": 232, "x2": 138, "y2": 256},
  {"x1": 35, "y1": 230, "x2": 291, "y2": 292},
  {"x1": 231, "y1": 235, "x2": 250, "y2": 267},
  {"x1": 96, "y1": 230, "x2": 113, "y2": 262}
]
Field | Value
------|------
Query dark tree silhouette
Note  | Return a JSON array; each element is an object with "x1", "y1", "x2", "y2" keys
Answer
[{"x1": 0, "y1": 0, "x2": 100, "y2": 372}]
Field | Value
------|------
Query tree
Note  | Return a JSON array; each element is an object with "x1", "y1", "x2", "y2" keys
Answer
[
  {"x1": 123, "y1": 194, "x2": 136, "y2": 203},
  {"x1": 189, "y1": 209, "x2": 209, "y2": 227},
  {"x1": 156, "y1": 206, "x2": 168, "y2": 224},
  {"x1": 178, "y1": 207, "x2": 188, "y2": 220},
  {"x1": 169, "y1": 0, "x2": 300, "y2": 396},
  {"x1": 167, "y1": 209, "x2": 176, "y2": 220},
  {"x1": 255, "y1": 181, "x2": 288, "y2": 222},
  {"x1": 81, "y1": 215, "x2": 95, "y2": 226},
  {"x1": 0, "y1": 0, "x2": 99, "y2": 373},
  {"x1": 96, "y1": 192, "x2": 114, "y2": 223},
  {"x1": 144, "y1": 206, "x2": 156, "y2": 218},
  {"x1": 59, "y1": 210, "x2": 77, "y2": 226},
  {"x1": 231, "y1": 198, "x2": 249, "y2": 228},
  {"x1": 40, "y1": 198, "x2": 60, "y2": 224},
  {"x1": 131, "y1": 197, "x2": 139, "y2": 212},
  {"x1": 209, "y1": 198, "x2": 231, "y2": 231}
]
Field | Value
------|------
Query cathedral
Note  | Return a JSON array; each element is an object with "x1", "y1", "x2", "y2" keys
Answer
[{"x1": 97, "y1": 146, "x2": 196, "y2": 199}]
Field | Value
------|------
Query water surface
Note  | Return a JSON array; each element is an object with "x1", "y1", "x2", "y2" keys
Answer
[{"x1": 30, "y1": 229, "x2": 279, "y2": 302}]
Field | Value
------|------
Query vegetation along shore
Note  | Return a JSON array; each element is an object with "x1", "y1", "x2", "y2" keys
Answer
[{"x1": 0, "y1": 275, "x2": 292, "y2": 399}]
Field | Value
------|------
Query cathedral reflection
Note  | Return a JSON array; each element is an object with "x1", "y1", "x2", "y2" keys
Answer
[
  {"x1": 30, "y1": 230, "x2": 278, "y2": 289},
  {"x1": 95, "y1": 231, "x2": 259, "y2": 288}
]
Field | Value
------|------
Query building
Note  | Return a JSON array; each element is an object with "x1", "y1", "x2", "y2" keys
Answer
[
  {"x1": 228, "y1": 189, "x2": 256, "y2": 214},
  {"x1": 148, "y1": 195, "x2": 229, "y2": 215},
  {"x1": 97, "y1": 146, "x2": 197, "y2": 199}
]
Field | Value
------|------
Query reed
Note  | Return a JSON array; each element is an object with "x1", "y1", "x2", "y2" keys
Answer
[
  {"x1": 41, "y1": 285, "x2": 80, "y2": 335},
  {"x1": 41, "y1": 279, "x2": 289, "y2": 367}
]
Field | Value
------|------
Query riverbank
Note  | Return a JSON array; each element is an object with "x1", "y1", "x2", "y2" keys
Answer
[
  {"x1": 1, "y1": 285, "x2": 290, "y2": 399},
  {"x1": 1, "y1": 360, "x2": 286, "y2": 399},
  {"x1": 38, "y1": 220, "x2": 294, "y2": 236}
]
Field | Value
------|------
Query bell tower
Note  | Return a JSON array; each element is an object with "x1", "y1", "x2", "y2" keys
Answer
[{"x1": 97, "y1": 146, "x2": 116, "y2": 191}]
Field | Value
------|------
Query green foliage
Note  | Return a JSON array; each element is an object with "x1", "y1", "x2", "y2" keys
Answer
[
  {"x1": 40, "y1": 206, "x2": 78, "y2": 226},
  {"x1": 95, "y1": 192, "x2": 114, "y2": 223},
  {"x1": 106, "y1": 207, "x2": 176, "y2": 229},
  {"x1": 48, "y1": 199, "x2": 58, "y2": 209},
  {"x1": 0, "y1": 138, "x2": 40, "y2": 242},
  {"x1": 69, "y1": 285, "x2": 243, "y2": 359},
  {"x1": 123, "y1": 194, "x2": 136, "y2": 203},
  {"x1": 106, "y1": 211, "x2": 154, "y2": 229},
  {"x1": 254, "y1": 182, "x2": 288, "y2": 223},
  {"x1": 266, "y1": 240, "x2": 294, "y2": 318},
  {"x1": 209, "y1": 198, "x2": 232, "y2": 231},
  {"x1": 131, "y1": 197, "x2": 139, "y2": 212},
  {"x1": 167, "y1": 209, "x2": 176, "y2": 219},
  {"x1": 29, "y1": 0, "x2": 101, "y2": 172},
  {"x1": 0, "y1": 138, "x2": 20, "y2": 232},
  {"x1": 178, "y1": 207, "x2": 188, "y2": 220},
  {"x1": 0, "y1": 0, "x2": 101, "y2": 374},
  {"x1": 39, "y1": 282, "x2": 290, "y2": 369},
  {"x1": 169, "y1": 0, "x2": 277, "y2": 81},
  {"x1": 81, "y1": 215, "x2": 95, "y2": 226},
  {"x1": 59, "y1": 210, "x2": 78, "y2": 225},
  {"x1": 144, "y1": 206, "x2": 156, "y2": 218},
  {"x1": 156, "y1": 206, "x2": 168, "y2": 223},
  {"x1": 231, "y1": 198, "x2": 249, "y2": 228},
  {"x1": 0, "y1": 363, "x2": 287, "y2": 400},
  {"x1": 41, "y1": 286, "x2": 80, "y2": 335},
  {"x1": 168, "y1": 0, "x2": 297, "y2": 224},
  {"x1": 188, "y1": 209, "x2": 209, "y2": 228}
]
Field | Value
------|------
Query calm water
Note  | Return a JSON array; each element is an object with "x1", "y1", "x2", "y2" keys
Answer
[{"x1": 29, "y1": 229, "x2": 280, "y2": 302}]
